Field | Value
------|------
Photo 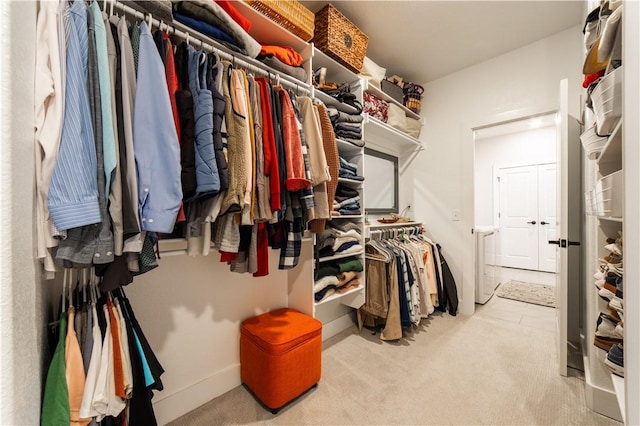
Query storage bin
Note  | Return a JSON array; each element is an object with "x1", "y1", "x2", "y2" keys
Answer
[
  {"x1": 580, "y1": 125, "x2": 608, "y2": 160},
  {"x1": 381, "y1": 79, "x2": 403, "y2": 104},
  {"x1": 312, "y1": 4, "x2": 368, "y2": 73},
  {"x1": 240, "y1": 308, "x2": 322, "y2": 413},
  {"x1": 595, "y1": 170, "x2": 623, "y2": 218},
  {"x1": 591, "y1": 67, "x2": 622, "y2": 136},
  {"x1": 244, "y1": 0, "x2": 315, "y2": 41},
  {"x1": 403, "y1": 82, "x2": 424, "y2": 114}
]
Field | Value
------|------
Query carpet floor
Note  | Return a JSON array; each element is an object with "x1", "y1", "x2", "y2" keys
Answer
[{"x1": 168, "y1": 312, "x2": 619, "y2": 425}]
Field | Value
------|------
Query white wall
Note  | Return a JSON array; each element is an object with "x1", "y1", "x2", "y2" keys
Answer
[
  {"x1": 474, "y1": 125, "x2": 557, "y2": 226},
  {"x1": 0, "y1": 2, "x2": 42, "y2": 425},
  {"x1": 124, "y1": 250, "x2": 289, "y2": 424},
  {"x1": 410, "y1": 26, "x2": 583, "y2": 314}
]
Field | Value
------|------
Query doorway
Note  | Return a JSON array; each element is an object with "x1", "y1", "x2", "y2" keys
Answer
[
  {"x1": 474, "y1": 112, "x2": 558, "y2": 280},
  {"x1": 498, "y1": 163, "x2": 557, "y2": 273}
]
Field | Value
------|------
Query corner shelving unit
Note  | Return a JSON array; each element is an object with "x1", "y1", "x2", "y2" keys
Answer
[{"x1": 583, "y1": 110, "x2": 623, "y2": 421}]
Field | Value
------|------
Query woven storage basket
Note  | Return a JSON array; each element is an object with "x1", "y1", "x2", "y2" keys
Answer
[
  {"x1": 312, "y1": 4, "x2": 368, "y2": 73},
  {"x1": 244, "y1": 0, "x2": 315, "y2": 42}
]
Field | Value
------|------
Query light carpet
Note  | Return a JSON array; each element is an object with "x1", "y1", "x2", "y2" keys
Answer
[
  {"x1": 168, "y1": 313, "x2": 618, "y2": 425},
  {"x1": 497, "y1": 279, "x2": 556, "y2": 307}
]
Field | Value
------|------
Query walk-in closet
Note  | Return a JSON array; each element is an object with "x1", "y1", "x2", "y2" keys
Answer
[{"x1": 1, "y1": 0, "x2": 638, "y2": 425}]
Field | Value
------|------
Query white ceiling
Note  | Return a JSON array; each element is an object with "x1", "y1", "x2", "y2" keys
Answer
[
  {"x1": 300, "y1": 1, "x2": 584, "y2": 84},
  {"x1": 474, "y1": 112, "x2": 557, "y2": 140}
]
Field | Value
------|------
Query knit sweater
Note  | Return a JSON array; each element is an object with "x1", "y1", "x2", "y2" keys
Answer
[
  {"x1": 220, "y1": 62, "x2": 247, "y2": 215},
  {"x1": 309, "y1": 103, "x2": 340, "y2": 233}
]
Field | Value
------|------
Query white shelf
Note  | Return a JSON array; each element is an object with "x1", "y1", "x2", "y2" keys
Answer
[
  {"x1": 312, "y1": 46, "x2": 361, "y2": 85},
  {"x1": 315, "y1": 284, "x2": 365, "y2": 307},
  {"x1": 611, "y1": 373, "x2": 626, "y2": 424},
  {"x1": 317, "y1": 250, "x2": 364, "y2": 263},
  {"x1": 232, "y1": 1, "x2": 309, "y2": 52},
  {"x1": 598, "y1": 120, "x2": 622, "y2": 176},
  {"x1": 597, "y1": 216, "x2": 624, "y2": 223},
  {"x1": 338, "y1": 177, "x2": 364, "y2": 185},
  {"x1": 314, "y1": 89, "x2": 361, "y2": 114},
  {"x1": 330, "y1": 214, "x2": 363, "y2": 220},
  {"x1": 364, "y1": 80, "x2": 421, "y2": 120},
  {"x1": 366, "y1": 220, "x2": 422, "y2": 228},
  {"x1": 170, "y1": 19, "x2": 312, "y2": 87},
  {"x1": 336, "y1": 139, "x2": 364, "y2": 156},
  {"x1": 363, "y1": 116, "x2": 423, "y2": 153}
]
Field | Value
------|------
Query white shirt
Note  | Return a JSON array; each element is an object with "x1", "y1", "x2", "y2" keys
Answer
[{"x1": 34, "y1": 0, "x2": 64, "y2": 275}]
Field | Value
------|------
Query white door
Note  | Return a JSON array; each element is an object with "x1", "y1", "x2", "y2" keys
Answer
[
  {"x1": 499, "y1": 165, "x2": 538, "y2": 270},
  {"x1": 538, "y1": 163, "x2": 557, "y2": 272},
  {"x1": 552, "y1": 79, "x2": 581, "y2": 377}
]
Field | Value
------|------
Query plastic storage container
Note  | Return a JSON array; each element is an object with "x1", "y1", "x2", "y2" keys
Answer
[
  {"x1": 595, "y1": 170, "x2": 623, "y2": 218},
  {"x1": 580, "y1": 125, "x2": 608, "y2": 160},
  {"x1": 591, "y1": 67, "x2": 622, "y2": 136}
]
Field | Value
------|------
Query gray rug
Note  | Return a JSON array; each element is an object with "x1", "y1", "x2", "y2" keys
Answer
[{"x1": 497, "y1": 280, "x2": 556, "y2": 307}]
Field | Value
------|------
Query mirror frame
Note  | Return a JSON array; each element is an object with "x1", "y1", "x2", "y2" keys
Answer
[{"x1": 364, "y1": 148, "x2": 399, "y2": 214}]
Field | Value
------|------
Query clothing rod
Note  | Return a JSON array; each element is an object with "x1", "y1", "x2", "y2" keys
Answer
[{"x1": 103, "y1": 0, "x2": 312, "y2": 95}]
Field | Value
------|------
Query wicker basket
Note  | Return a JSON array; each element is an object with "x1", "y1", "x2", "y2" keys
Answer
[
  {"x1": 244, "y1": 0, "x2": 315, "y2": 42},
  {"x1": 312, "y1": 4, "x2": 368, "y2": 73}
]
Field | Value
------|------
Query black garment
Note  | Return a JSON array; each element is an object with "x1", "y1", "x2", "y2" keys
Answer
[
  {"x1": 270, "y1": 83, "x2": 287, "y2": 220},
  {"x1": 118, "y1": 296, "x2": 158, "y2": 425},
  {"x1": 174, "y1": 42, "x2": 197, "y2": 199},
  {"x1": 153, "y1": 30, "x2": 167, "y2": 65},
  {"x1": 335, "y1": 184, "x2": 359, "y2": 199},
  {"x1": 96, "y1": 255, "x2": 133, "y2": 292},
  {"x1": 205, "y1": 53, "x2": 229, "y2": 192},
  {"x1": 436, "y1": 244, "x2": 459, "y2": 316},
  {"x1": 111, "y1": 22, "x2": 139, "y2": 239},
  {"x1": 119, "y1": 290, "x2": 165, "y2": 392}
]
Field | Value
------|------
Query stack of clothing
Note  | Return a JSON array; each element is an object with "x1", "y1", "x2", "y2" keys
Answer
[
  {"x1": 339, "y1": 156, "x2": 364, "y2": 181},
  {"x1": 172, "y1": 0, "x2": 261, "y2": 57},
  {"x1": 316, "y1": 226, "x2": 363, "y2": 258},
  {"x1": 257, "y1": 45, "x2": 307, "y2": 83},
  {"x1": 333, "y1": 184, "x2": 361, "y2": 216},
  {"x1": 326, "y1": 106, "x2": 364, "y2": 147},
  {"x1": 314, "y1": 256, "x2": 364, "y2": 302}
]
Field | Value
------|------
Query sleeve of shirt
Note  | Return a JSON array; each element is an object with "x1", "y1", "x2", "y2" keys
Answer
[
  {"x1": 47, "y1": 1, "x2": 101, "y2": 231},
  {"x1": 133, "y1": 22, "x2": 182, "y2": 233}
]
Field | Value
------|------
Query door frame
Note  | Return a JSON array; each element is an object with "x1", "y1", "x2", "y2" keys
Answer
[{"x1": 462, "y1": 105, "x2": 557, "y2": 316}]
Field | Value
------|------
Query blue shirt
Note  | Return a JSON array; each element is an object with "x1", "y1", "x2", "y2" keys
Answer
[
  {"x1": 133, "y1": 22, "x2": 182, "y2": 233},
  {"x1": 90, "y1": 1, "x2": 116, "y2": 200},
  {"x1": 48, "y1": 0, "x2": 101, "y2": 231}
]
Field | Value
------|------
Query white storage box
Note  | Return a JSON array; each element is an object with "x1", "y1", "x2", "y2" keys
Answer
[
  {"x1": 595, "y1": 170, "x2": 623, "y2": 218},
  {"x1": 580, "y1": 125, "x2": 608, "y2": 160},
  {"x1": 591, "y1": 67, "x2": 622, "y2": 136}
]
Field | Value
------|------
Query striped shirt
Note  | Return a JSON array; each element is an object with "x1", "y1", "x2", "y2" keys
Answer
[{"x1": 48, "y1": 0, "x2": 101, "y2": 231}]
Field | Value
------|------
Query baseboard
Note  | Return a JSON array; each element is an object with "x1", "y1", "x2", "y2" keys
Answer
[
  {"x1": 321, "y1": 313, "x2": 356, "y2": 341},
  {"x1": 152, "y1": 363, "x2": 240, "y2": 425},
  {"x1": 580, "y1": 334, "x2": 622, "y2": 422}
]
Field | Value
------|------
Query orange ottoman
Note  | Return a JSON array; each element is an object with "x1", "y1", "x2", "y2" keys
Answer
[{"x1": 240, "y1": 308, "x2": 322, "y2": 413}]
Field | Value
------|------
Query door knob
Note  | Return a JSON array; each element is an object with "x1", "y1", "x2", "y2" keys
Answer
[
  {"x1": 527, "y1": 220, "x2": 537, "y2": 225},
  {"x1": 548, "y1": 239, "x2": 560, "y2": 245},
  {"x1": 540, "y1": 221, "x2": 549, "y2": 225}
]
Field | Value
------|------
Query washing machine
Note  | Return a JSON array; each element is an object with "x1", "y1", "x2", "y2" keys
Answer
[{"x1": 475, "y1": 226, "x2": 501, "y2": 304}]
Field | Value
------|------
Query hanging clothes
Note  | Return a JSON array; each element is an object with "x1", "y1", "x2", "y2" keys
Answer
[
  {"x1": 359, "y1": 229, "x2": 454, "y2": 340},
  {"x1": 42, "y1": 281, "x2": 164, "y2": 426}
]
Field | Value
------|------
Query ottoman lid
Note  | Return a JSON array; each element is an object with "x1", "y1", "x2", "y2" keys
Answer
[{"x1": 241, "y1": 308, "x2": 322, "y2": 355}]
